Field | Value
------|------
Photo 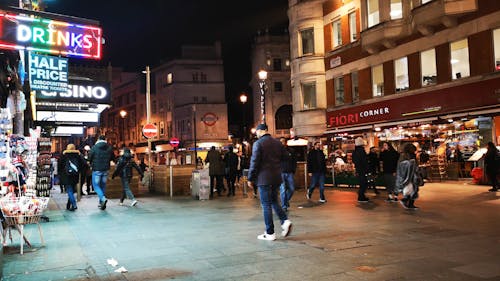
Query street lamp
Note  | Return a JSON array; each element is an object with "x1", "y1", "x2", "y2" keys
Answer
[
  {"x1": 239, "y1": 92, "x2": 247, "y2": 140},
  {"x1": 120, "y1": 110, "x2": 127, "y2": 147},
  {"x1": 257, "y1": 70, "x2": 268, "y2": 125}
]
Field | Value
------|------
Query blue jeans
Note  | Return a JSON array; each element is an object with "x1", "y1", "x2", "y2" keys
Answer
[
  {"x1": 66, "y1": 185, "x2": 77, "y2": 208},
  {"x1": 280, "y1": 173, "x2": 295, "y2": 209},
  {"x1": 259, "y1": 184, "x2": 288, "y2": 235},
  {"x1": 121, "y1": 177, "x2": 135, "y2": 202},
  {"x1": 92, "y1": 170, "x2": 108, "y2": 204},
  {"x1": 308, "y1": 172, "x2": 325, "y2": 200}
]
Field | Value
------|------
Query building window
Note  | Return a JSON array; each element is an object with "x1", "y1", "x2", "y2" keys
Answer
[
  {"x1": 273, "y1": 58, "x2": 282, "y2": 71},
  {"x1": 167, "y1": 73, "x2": 173, "y2": 84},
  {"x1": 390, "y1": 0, "x2": 403, "y2": 20},
  {"x1": 300, "y1": 28, "x2": 315, "y2": 55},
  {"x1": 351, "y1": 71, "x2": 359, "y2": 103},
  {"x1": 494, "y1": 28, "x2": 500, "y2": 71},
  {"x1": 421, "y1": 48, "x2": 437, "y2": 86},
  {"x1": 349, "y1": 12, "x2": 357, "y2": 42},
  {"x1": 367, "y1": 0, "x2": 380, "y2": 28},
  {"x1": 395, "y1": 57, "x2": 409, "y2": 92},
  {"x1": 301, "y1": 82, "x2": 317, "y2": 110},
  {"x1": 372, "y1": 64, "x2": 384, "y2": 97},
  {"x1": 192, "y1": 72, "x2": 199, "y2": 82},
  {"x1": 422, "y1": 0, "x2": 433, "y2": 4},
  {"x1": 333, "y1": 20, "x2": 342, "y2": 48},
  {"x1": 334, "y1": 77, "x2": 344, "y2": 106},
  {"x1": 274, "y1": 81, "x2": 283, "y2": 92},
  {"x1": 201, "y1": 96, "x2": 207, "y2": 102},
  {"x1": 450, "y1": 39, "x2": 470, "y2": 80}
]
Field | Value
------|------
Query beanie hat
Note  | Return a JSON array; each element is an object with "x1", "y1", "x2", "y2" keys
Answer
[{"x1": 355, "y1": 137, "x2": 365, "y2": 146}]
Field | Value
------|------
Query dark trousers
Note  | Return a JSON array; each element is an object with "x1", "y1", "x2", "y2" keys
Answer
[
  {"x1": 226, "y1": 173, "x2": 236, "y2": 195},
  {"x1": 357, "y1": 174, "x2": 368, "y2": 200},
  {"x1": 487, "y1": 171, "x2": 499, "y2": 189},
  {"x1": 210, "y1": 175, "x2": 225, "y2": 196}
]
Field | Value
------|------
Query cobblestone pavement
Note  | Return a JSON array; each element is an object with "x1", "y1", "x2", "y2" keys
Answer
[{"x1": 1, "y1": 181, "x2": 500, "y2": 281}]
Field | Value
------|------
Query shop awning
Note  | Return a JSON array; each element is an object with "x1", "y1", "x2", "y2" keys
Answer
[
  {"x1": 156, "y1": 144, "x2": 173, "y2": 152},
  {"x1": 373, "y1": 117, "x2": 438, "y2": 128},
  {"x1": 324, "y1": 125, "x2": 374, "y2": 134}
]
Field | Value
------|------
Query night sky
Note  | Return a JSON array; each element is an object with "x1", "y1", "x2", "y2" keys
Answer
[{"x1": 38, "y1": 0, "x2": 289, "y2": 131}]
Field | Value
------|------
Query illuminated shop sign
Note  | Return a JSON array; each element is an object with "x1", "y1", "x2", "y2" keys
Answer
[
  {"x1": 36, "y1": 111, "x2": 99, "y2": 124},
  {"x1": 29, "y1": 53, "x2": 68, "y2": 92},
  {"x1": 36, "y1": 80, "x2": 111, "y2": 104},
  {"x1": 0, "y1": 10, "x2": 102, "y2": 59}
]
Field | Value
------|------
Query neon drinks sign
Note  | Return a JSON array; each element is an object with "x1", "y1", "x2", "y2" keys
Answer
[{"x1": 0, "y1": 10, "x2": 102, "y2": 59}]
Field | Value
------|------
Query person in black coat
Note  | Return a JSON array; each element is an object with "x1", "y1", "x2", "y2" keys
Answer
[
  {"x1": 379, "y1": 142, "x2": 400, "y2": 202},
  {"x1": 485, "y1": 142, "x2": 499, "y2": 192},
  {"x1": 248, "y1": 124, "x2": 292, "y2": 241},
  {"x1": 280, "y1": 138, "x2": 297, "y2": 212},
  {"x1": 58, "y1": 144, "x2": 87, "y2": 211},
  {"x1": 306, "y1": 142, "x2": 327, "y2": 202},
  {"x1": 352, "y1": 137, "x2": 370, "y2": 202},
  {"x1": 224, "y1": 146, "x2": 239, "y2": 197},
  {"x1": 112, "y1": 148, "x2": 143, "y2": 206}
]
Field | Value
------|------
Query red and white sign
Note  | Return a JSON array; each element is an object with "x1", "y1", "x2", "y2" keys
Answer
[
  {"x1": 142, "y1": 123, "x2": 158, "y2": 139},
  {"x1": 170, "y1": 137, "x2": 180, "y2": 148},
  {"x1": 202, "y1": 112, "x2": 218, "y2": 126}
]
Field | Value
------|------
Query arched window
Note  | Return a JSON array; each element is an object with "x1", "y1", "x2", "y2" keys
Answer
[{"x1": 275, "y1": 105, "x2": 293, "y2": 130}]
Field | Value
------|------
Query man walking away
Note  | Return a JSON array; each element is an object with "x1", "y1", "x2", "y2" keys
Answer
[
  {"x1": 352, "y1": 137, "x2": 370, "y2": 202},
  {"x1": 280, "y1": 137, "x2": 297, "y2": 212},
  {"x1": 59, "y1": 144, "x2": 87, "y2": 211},
  {"x1": 367, "y1": 146, "x2": 380, "y2": 194},
  {"x1": 306, "y1": 142, "x2": 327, "y2": 203},
  {"x1": 224, "y1": 146, "x2": 238, "y2": 196},
  {"x1": 248, "y1": 124, "x2": 292, "y2": 241},
  {"x1": 89, "y1": 135, "x2": 115, "y2": 210},
  {"x1": 380, "y1": 142, "x2": 399, "y2": 202},
  {"x1": 205, "y1": 146, "x2": 225, "y2": 198},
  {"x1": 112, "y1": 148, "x2": 143, "y2": 206}
]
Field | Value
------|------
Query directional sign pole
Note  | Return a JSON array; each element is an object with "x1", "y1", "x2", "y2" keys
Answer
[{"x1": 145, "y1": 66, "x2": 153, "y2": 192}]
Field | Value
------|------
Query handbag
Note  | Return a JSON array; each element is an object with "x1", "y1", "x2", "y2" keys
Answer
[{"x1": 403, "y1": 182, "x2": 414, "y2": 197}]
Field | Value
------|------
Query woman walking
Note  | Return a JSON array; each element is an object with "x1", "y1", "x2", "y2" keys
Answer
[
  {"x1": 58, "y1": 144, "x2": 87, "y2": 211},
  {"x1": 112, "y1": 148, "x2": 143, "y2": 206},
  {"x1": 396, "y1": 143, "x2": 420, "y2": 210}
]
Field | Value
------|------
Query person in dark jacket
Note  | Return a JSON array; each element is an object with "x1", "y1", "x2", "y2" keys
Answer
[
  {"x1": 58, "y1": 144, "x2": 87, "y2": 211},
  {"x1": 205, "y1": 146, "x2": 225, "y2": 198},
  {"x1": 112, "y1": 148, "x2": 143, "y2": 206},
  {"x1": 485, "y1": 142, "x2": 499, "y2": 192},
  {"x1": 280, "y1": 137, "x2": 297, "y2": 212},
  {"x1": 248, "y1": 124, "x2": 292, "y2": 241},
  {"x1": 379, "y1": 142, "x2": 400, "y2": 202},
  {"x1": 89, "y1": 135, "x2": 115, "y2": 210},
  {"x1": 224, "y1": 146, "x2": 239, "y2": 197},
  {"x1": 306, "y1": 142, "x2": 327, "y2": 202},
  {"x1": 352, "y1": 137, "x2": 370, "y2": 202},
  {"x1": 367, "y1": 146, "x2": 380, "y2": 194}
]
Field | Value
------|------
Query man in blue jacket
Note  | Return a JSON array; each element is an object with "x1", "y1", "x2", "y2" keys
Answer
[
  {"x1": 248, "y1": 124, "x2": 292, "y2": 241},
  {"x1": 89, "y1": 135, "x2": 115, "y2": 210}
]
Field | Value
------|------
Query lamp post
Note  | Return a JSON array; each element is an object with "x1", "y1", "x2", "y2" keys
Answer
[
  {"x1": 192, "y1": 104, "x2": 198, "y2": 167},
  {"x1": 239, "y1": 92, "x2": 247, "y2": 140},
  {"x1": 120, "y1": 110, "x2": 127, "y2": 147},
  {"x1": 258, "y1": 70, "x2": 268, "y2": 125},
  {"x1": 143, "y1": 66, "x2": 152, "y2": 177}
]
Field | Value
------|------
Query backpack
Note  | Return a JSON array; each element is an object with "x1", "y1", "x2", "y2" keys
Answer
[{"x1": 66, "y1": 159, "x2": 79, "y2": 176}]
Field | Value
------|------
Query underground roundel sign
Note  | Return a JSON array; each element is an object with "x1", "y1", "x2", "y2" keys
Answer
[
  {"x1": 202, "y1": 112, "x2": 218, "y2": 126},
  {"x1": 142, "y1": 123, "x2": 158, "y2": 139}
]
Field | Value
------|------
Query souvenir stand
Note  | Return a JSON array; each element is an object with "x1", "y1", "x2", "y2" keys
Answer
[{"x1": 0, "y1": 110, "x2": 49, "y2": 254}]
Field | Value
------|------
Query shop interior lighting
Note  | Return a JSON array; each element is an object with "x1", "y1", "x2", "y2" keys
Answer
[
  {"x1": 448, "y1": 119, "x2": 454, "y2": 122},
  {"x1": 374, "y1": 127, "x2": 381, "y2": 132}
]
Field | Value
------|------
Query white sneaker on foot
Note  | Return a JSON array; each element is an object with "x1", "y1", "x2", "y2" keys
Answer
[
  {"x1": 131, "y1": 200, "x2": 138, "y2": 207},
  {"x1": 257, "y1": 233, "x2": 276, "y2": 241},
  {"x1": 281, "y1": 220, "x2": 293, "y2": 237}
]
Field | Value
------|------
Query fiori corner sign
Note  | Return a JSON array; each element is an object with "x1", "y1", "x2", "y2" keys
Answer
[{"x1": 0, "y1": 9, "x2": 102, "y2": 59}]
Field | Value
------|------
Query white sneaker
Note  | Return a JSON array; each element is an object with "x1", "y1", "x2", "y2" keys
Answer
[
  {"x1": 257, "y1": 233, "x2": 276, "y2": 241},
  {"x1": 131, "y1": 200, "x2": 138, "y2": 207},
  {"x1": 281, "y1": 220, "x2": 293, "y2": 237},
  {"x1": 119, "y1": 202, "x2": 123, "y2": 206}
]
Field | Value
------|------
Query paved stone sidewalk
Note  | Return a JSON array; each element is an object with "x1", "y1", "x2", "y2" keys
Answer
[{"x1": 1, "y1": 181, "x2": 500, "y2": 280}]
